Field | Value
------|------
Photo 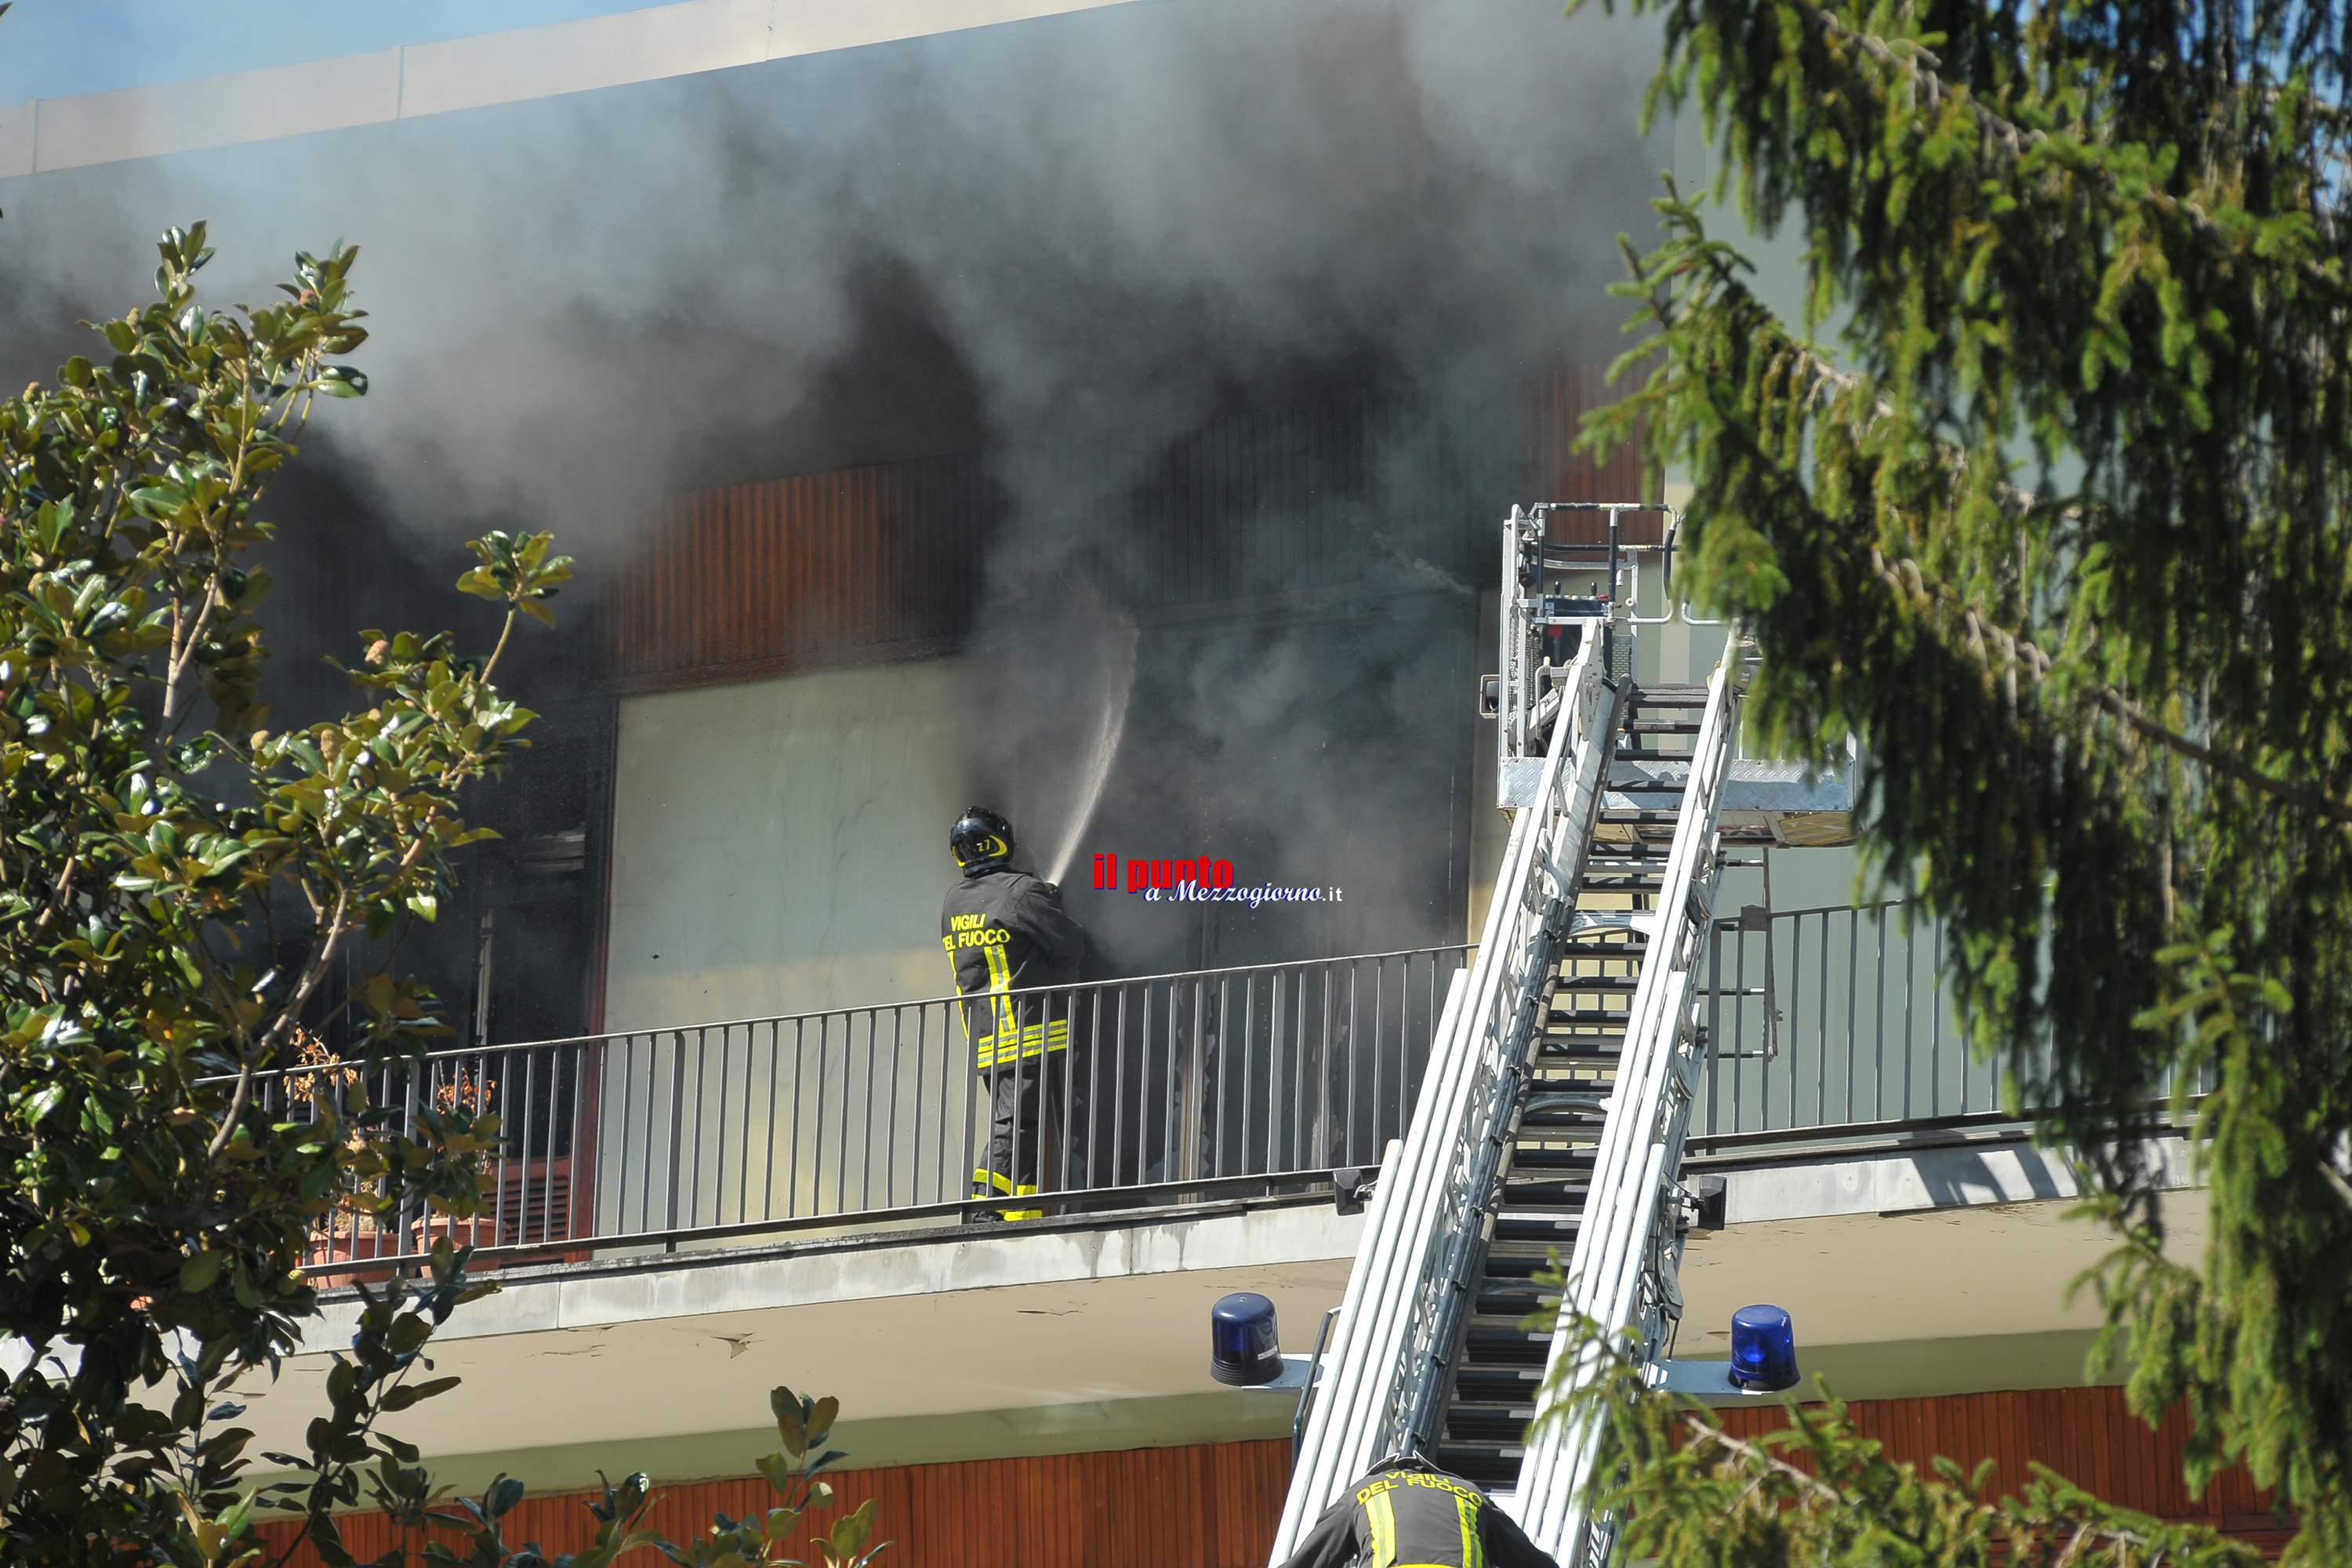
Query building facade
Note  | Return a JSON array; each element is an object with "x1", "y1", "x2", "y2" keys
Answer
[{"x1": 0, "y1": 3, "x2": 2268, "y2": 1562}]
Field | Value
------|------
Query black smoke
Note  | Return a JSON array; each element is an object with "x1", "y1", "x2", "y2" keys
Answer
[{"x1": 0, "y1": 0, "x2": 1671, "y2": 1008}]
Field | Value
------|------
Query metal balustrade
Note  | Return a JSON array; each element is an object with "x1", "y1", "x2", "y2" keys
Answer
[
  {"x1": 1697, "y1": 901, "x2": 2000, "y2": 1147},
  {"x1": 238, "y1": 899, "x2": 2159, "y2": 1283},
  {"x1": 248, "y1": 946, "x2": 1469, "y2": 1277},
  {"x1": 1693, "y1": 900, "x2": 2208, "y2": 1152}
]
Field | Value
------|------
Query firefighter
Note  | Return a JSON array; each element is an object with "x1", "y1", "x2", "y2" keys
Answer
[
  {"x1": 942, "y1": 807, "x2": 1089, "y2": 1221},
  {"x1": 1273, "y1": 1451, "x2": 1562, "y2": 1568}
]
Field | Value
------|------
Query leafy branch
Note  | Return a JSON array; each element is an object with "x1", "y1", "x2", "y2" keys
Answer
[
  {"x1": 0, "y1": 224, "x2": 570, "y2": 1566},
  {"x1": 1543, "y1": 1313, "x2": 2260, "y2": 1566}
]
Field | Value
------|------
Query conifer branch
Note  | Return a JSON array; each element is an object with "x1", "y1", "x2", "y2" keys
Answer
[
  {"x1": 1674, "y1": 1407, "x2": 2170, "y2": 1558},
  {"x1": 1679, "y1": 1417, "x2": 1850, "y2": 1508},
  {"x1": 1795, "y1": 3, "x2": 2343, "y2": 293},
  {"x1": 1861, "y1": 540, "x2": 2352, "y2": 825},
  {"x1": 1697, "y1": 285, "x2": 2352, "y2": 827},
  {"x1": 2325, "y1": 1159, "x2": 2352, "y2": 1215}
]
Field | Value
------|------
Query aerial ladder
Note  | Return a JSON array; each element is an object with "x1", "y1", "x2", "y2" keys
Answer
[{"x1": 1271, "y1": 503, "x2": 1853, "y2": 1565}]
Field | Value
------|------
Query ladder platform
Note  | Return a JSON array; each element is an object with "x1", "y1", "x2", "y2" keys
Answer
[
  {"x1": 1535, "y1": 1039, "x2": 1625, "y2": 1062},
  {"x1": 1519, "y1": 1105, "x2": 1610, "y2": 1134},
  {"x1": 1444, "y1": 1401, "x2": 1542, "y2": 1442},
  {"x1": 1452, "y1": 1365, "x2": 1548, "y2": 1402},
  {"x1": 1463, "y1": 1326, "x2": 1552, "y2": 1364},
  {"x1": 1436, "y1": 1443, "x2": 1523, "y2": 1490},
  {"x1": 1473, "y1": 1283, "x2": 1554, "y2": 1319},
  {"x1": 1548, "y1": 1007, "x2": 1632, "y2": 1027},
  {"x1": 1506, "y1": 1145, "x2": 1598, "y2": 1174},
  {"x1": 1495, "y1": 1177, "x2": 1595, "y2": 1207},
  {"x1": 1480, "y1": 1250, "x2": 1570, "y2": 1281}
]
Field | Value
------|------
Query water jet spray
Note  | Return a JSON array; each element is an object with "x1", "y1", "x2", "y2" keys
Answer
[{"x1": 1046, "y1": 616, "x2": 1140, "y2": 888}]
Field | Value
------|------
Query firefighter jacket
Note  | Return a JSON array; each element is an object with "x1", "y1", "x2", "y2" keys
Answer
[
  {"x1": 941, "y1": 867, "x2": 1087, "y2": 1071},
  {"x1": 1273, "y1": 1465, "x2": 1559, "y2": 1568}
]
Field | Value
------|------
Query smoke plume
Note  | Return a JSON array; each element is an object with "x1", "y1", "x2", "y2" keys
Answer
[{"x1": 0, "y1": 0, "x2": 1671, "y2": 979}]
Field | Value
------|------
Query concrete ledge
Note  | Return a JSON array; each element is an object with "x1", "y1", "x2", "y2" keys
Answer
[
  {"x1": 0, "y1": 1, "x2": 1145, "y2": 176},
  {"x1": 1712, "y1": 1132, "x2": 2195, "y2": 1226},
  {"x1": 1671, "y1": 1328, "x2": 2118, "y2": 1404},
  {"x1": 399, "y1": 0, "x2": 771, "y2": 120},
  {"x1": 0, "y1": 100, "x2": 33, "y2": 179},
  {"x1": 31, "y1": 49, "x2": 401, "y2": 172},
  {"x1": 285, "y1": 1390, "x2": 1295, "y2": 1501},
  {"x1": 314, "y1": 1196, "x2": 1361, "y2": 1350}
]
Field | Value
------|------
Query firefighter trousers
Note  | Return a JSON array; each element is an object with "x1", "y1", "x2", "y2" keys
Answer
[{"x1": 974, "y1": 1049, "x2": 1090, "y2": 1218}]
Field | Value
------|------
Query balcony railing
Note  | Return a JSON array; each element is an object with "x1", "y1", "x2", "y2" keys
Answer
[
  {"x1": 248, "y1": 903, "x2": 2185, "y2": 1280},
  {"x1": 1694, "y1": 901, "x2": 1997, "y2": 1149},
  {"x1": 256, "y1": 946, "x2": 1469, "y2": 1277},
  {"x1": 1690, "y1": 900, "x2": 2203, "y2": 1153}
]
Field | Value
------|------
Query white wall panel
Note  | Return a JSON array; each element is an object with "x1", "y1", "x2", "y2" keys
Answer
[
  {"x1": 32, "y1": 50, "x2": 400, "y2": 171},
  {"x1": 605, "y1": 656, "x2": 971, "y2": 1033},
  {"x1": 398, "y1": 0, "x2": 771, "y2": 120}
]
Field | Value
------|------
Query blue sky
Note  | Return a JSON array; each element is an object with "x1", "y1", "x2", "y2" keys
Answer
[{"x1": 0, "y1": 1, "x2": 670, "y2": 103}]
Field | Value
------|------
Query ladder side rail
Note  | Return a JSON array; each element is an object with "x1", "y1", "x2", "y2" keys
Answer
[
  {"x1": 1519, "y1": 648, "x2": 1738, "y2": 1546},
  {"x1": 1502, "y1": 510, "x2": 1527, "y2": 782},
  {"x1": 1270, "y1": 628, "x2": 1610, "y2": 1559},
  {"x1": 1391, "y1": 656, "x2": 1622, "y2": 1450},
  {"x1": 1577, "y1": 953, "x2": 1721, "y2": 1566},
  {"x1": 1271, "y1": 966, "x2": 1474, "y2": 1554},
  {"x1": 1273, "y1": 652, "x2": 1580, "y2": 1552},
  {"x1": 1512, "y1": 641, "x2": 1741, "y2": 1552}
]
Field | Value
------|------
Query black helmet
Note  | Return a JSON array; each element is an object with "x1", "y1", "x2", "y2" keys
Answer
[{"x1": 949, "y1": 806, "x2": 1015, "y2": 874}]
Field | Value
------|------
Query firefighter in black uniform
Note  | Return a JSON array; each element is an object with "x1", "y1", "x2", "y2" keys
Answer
[
  {"x1": 942, "y1": 808, "x2": 1089, "y2": 1221},
  {"x1": 1274, "y1": 1453, "x2": 1561, "y2": 1568}
]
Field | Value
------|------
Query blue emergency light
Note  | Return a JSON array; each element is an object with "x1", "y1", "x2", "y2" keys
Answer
[
  {"x1": 1728, "y1": 1304, "x2": 1799, "y2": 1392},
  {"x1": 1209, "y1": 1292, "x2": 1283, "y2": 1386}
]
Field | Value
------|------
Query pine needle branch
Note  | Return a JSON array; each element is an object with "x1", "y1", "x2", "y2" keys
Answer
[
  {"x1": 1795, "y1": 2, "x2": 2344, "y2": 295},
  {"x1": 2324, "y1": 1159, "x2": 2352, "y2": 1214},
  {"x1": 1658, "y1": 249, "x2": 2352, "y2": 826}
]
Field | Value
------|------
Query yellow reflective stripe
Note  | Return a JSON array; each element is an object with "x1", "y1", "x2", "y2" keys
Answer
[
  {"x1": 1457, "y1": 1493, "x2": 1483, "y2": 1568},
  {"x1": 1367, "y1": 1491, "x2": 1397, "y2": 1568},
  {"x1": 985, "y1": 941, "x2": 1018, "y2": 1040},
  {"x1": 971, "y1": 1168, "x2": 1015, "y2": 1195},
  {"x1": 971, "y1": 1020, "x2": 1071, "y2": 1069}
]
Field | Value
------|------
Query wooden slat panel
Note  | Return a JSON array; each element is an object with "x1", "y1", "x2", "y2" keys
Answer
[
  {"x1": 602, "y1": 450, "x2": 997, "y2": 694},
  {"x1": 1526, "y1": 361, "x2": 1653, "y2": 539},
  {"x1": 255, "y1": 1391, "x2": 2296, "y2": 1567},
  {"x1": 603, "y1": 368, "x2": 1642, "y2": 696}
]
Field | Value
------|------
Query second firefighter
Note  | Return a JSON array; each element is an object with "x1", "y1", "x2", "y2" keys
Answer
[{"x1": 942, "y1": 807, "x2": 1090, "y2": 1221}]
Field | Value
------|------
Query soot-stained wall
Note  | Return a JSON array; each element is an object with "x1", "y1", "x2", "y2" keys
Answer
[{"x1": 0, "y1": 0, "x2": 1668, "y2": 1054}]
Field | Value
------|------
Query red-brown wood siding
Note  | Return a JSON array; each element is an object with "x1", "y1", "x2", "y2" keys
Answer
[
  {"x1": 253, "y1": 1388, "x2": 2296, "y2": 1566},
  {"x1": 599, "y1": 371, "x2": 1644, "y2": 695},
  {"x1": 601, "y1": 450, "x2": 996, "y2": 695},
  {"x1": 1528, "y1": 362, "x2": 1656, "y2": 546},
  {"x1": 256, "y1": 1438, "x2": 1294, "y2": 1568}
]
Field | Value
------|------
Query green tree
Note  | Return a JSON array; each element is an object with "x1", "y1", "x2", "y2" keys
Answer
[
  {"x1": 0, "y1": 227, "x2": 884, "y2": 1568},
  {"x1": 1571, "y1": 0, "x2": 2352, "y2": 1559},
  {"x1": 367, "y1": 1388, "x2": 886, "y2": 1568},
  {"x1": 1554, "y1": 1327, "x2": 2257, "y2": 1566}
]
